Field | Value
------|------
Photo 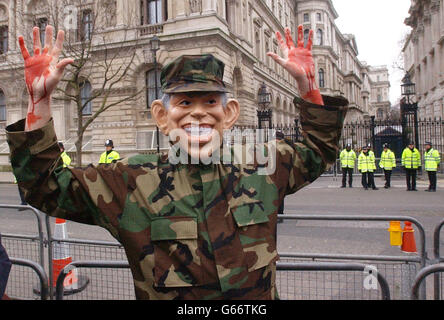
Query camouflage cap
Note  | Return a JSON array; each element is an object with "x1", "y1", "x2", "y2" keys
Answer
[{"x1": 160, "y1": 54, "x2": 228, "y2": 93}]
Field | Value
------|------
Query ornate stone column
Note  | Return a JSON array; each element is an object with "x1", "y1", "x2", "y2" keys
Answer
[
  {"x1": 176, "y1": 0, "x2": 187, "y2": 18},
  {"x1": 202, "y1": 0, "x2": 216, "y2": 14},
  {"x1": 8, "y1": 0, "x2": 16, "y2": 51},
  {"x1": 116, "y1": 0, "x2": 125, "y2": 27},
  {"x1": 189, "y1": 0, "x2": 202, "y2": 16}
]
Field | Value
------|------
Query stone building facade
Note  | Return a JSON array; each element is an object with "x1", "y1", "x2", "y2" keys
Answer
[
  {"x1": 367, "y1": 65, "x2": 391, "y2": 120},
  {"x1": 0, "y1": 0, "x2": 390, "y2": 164},
  {"x1": 403, "y1": 0, "x2": 444, "y2": 119},
  {"x1": 294, "y1": 0, "x2": 391, "y2": 122}
]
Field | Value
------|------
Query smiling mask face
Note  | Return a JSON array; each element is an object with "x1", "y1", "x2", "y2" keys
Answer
[
  {"x1": 151, "y1": 91, "x2": 240, "y2": 160},
  {"x1": 150, "y1": 54, "x2": 240, "y2": 160}
]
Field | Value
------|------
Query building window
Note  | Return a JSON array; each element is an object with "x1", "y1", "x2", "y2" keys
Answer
[
  {"x1": 303, "y1": 13, "x2": 309, "y2": 23},
  {"x1": 0, "y1": 89, "x2": 5, "y2": 121},
  {"x1": 315, "y1": 29, "x2": 323, "y2": 46},
  {"x1": 318, "y1": 68, "x2": 325, "y2": 88},
  {"x1": 80, "y1": 10, "x2": 93, "y2": 41},
  {"x1": 255, "y1": 30, "x2": 261, "y2": 59},
  {"x1": 377, "y1": 95, "x2": 382, "y2": 102},
  {"x1": 377, "y1": 108, "x2": 383, "y2": 119},
  {"x1": 37, "y1": 18, "x2": 48, "y2": 45},
  {"x1": 141, "y1": 0, "x2": 165, "y2": 25},
  {"x1": 146, "y1": 69, "x2": 162, "y2": 116},
  {"x1": 80, "y1": 81, "x2": 92, "y2": 115},
  {"x1": 316, "y1": 12, "x2": 322, "y2": 21},
  {"x1": 225, "y1": 0, "x2": 230, "y2": 24},
  {"x1": 0, "y1": 26, "x2": 8, "y2": 54}
]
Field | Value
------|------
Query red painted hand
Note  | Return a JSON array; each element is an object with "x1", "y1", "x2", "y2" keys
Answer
[
  {"x1": 267, "y1": 26, "x2": 324, "y2": 105},
  {"x1": 19, "y1": 26, "x2": 74, "y2": 130}
]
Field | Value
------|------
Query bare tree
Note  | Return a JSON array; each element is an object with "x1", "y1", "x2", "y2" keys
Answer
[
  {"x1": 48, "y1": 0, "x2": 143, "y2": 165},
  {"x1": 392, "y1": 31, "x2": 411, "y2": 74},
  {"x1": 387, "y1": 106, "x2": 401, "y2": 121}
]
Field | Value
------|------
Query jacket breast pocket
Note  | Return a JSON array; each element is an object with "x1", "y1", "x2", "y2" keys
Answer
[
  {"x1": 151, "y1": 216, "x2": 211, "y2": 287},
  {"x1": 231, "y1": 202, "x2": 279, "y2": 272}
]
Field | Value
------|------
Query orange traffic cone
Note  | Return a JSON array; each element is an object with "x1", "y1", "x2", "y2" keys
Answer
[
  {"x1": 52, "y1": 218, "x2": 77, "y2": 287},
  {"x1": 34, "y1": 218, "x2": 88, "y2": 297},
  {"x1": 51, "y1": 218, "x2": 88, "y2": 295},
  {"x1": 401, "y1": 221, "x2": 417, "y2": 253}
]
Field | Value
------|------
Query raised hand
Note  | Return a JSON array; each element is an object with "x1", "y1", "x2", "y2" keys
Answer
[
  {"x1": 19, "y1": 26, "x2": 74, "y2": 131},
  {"x1": 267, "y1": 25, "x2": 323, "y2": 105}
]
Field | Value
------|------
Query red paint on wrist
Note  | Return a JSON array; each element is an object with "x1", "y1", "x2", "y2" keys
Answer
[
  {"x1": 302, "y1": 90, "x2": 324, "y2": 105},
  {"x1": 25, "y1": 55, "x2": 52, "y2": 128},
  {"x1": 26, "y1": 112, "x2": 42, "y2": 128}
]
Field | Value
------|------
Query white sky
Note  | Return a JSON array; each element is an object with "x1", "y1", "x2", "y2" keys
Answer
[{"x1": 332, "y1": 0, "x2": 412, "y2": 105}]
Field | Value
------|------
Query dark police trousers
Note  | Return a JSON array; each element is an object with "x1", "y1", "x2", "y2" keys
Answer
[
  {"x1": 427, "y1": 171, "x2": 437, "y2": 190},
  {"x1": 361, "y1": 172, "x2": 376, "y2": 189},
  {"x1": 405, "y1": 168, "x2": 417, "y2": 190},
  {"x1": 383, "y1": 169, "x2": 392, "y2": 187},
  {"x1": 342, "y1": 168, "x2": 353, "y2": 187}
]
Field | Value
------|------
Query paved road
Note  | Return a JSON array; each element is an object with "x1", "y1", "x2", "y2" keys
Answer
[{"x1": 278, "y1": 175, "x2": 444, "y2": 257}]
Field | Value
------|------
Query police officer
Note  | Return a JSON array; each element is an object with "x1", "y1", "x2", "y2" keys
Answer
[
  {"x1": 379, "y1": 143, "x2": 396, "y2": 188},
  {"x1": 99, "y1": 139, "x2": 120, "y2": 164},
  {"x1": 58, "y1": 142, "x2": 71, "y2": 167},
  {"x1": 358, "y1": 145, "x2": 378, "y2": 190},
  {"x1": 424, "y1": 141, "x2": 440, "y2": 192},
  {"x1": 339, "y1": 143, "x2": 356, "y2": 188},
  {"x1": 402, "y1": 141, "x2": 421, "y2": 191}
]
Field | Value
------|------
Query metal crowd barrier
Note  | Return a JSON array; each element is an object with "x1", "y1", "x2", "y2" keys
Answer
[
  {"x1": 1, "y1": 205, "x2": 47, "y2": 300},
  {"x1": 3, "y1": 204, "x2": 444, "y2": 300},
  {"x1": 54, "y1": 260, "x2": 391, "y2": 300},
  {"x1": 276, "y1": 262, "x2": 391, "y2": 300},
  {"x1": 432, "y1": 219, "x2": 444, "y2": 299},
  {"x1": 44, "y1": 214, "x2": 128, "y2": 298},
  {"x1": 278, "y1": 214, "x2": 427, "y2": 300},
  {"x1": 411, "y1": 264, "x2": 444, "y2": 300},
  {"x1": 8, "y1": 257, "x2": 49, "y2": 300},
  {"x1": 0, "y1": 204, "x2": 45, "y2": 268},
  {"x1": 55, "y1": 260, "x2": 131, "y2": 300}
]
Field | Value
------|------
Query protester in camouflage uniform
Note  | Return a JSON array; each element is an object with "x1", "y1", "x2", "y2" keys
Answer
[{"x1": 6, "y1": 25, "x2": 348, "y2": 299}]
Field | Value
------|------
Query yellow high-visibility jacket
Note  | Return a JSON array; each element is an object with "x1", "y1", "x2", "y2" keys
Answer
[
  {"x1": 99, "y1": 150, "x2": 120, "y2": 164},
  {"x1": 358, "y1": 152, "x2": 376, "y2": 173},
  {"x1": 340, "y1": 149, "x2": 356, "y2": 168},
  {"x1": 379, "y1": 149, "x2": 396, "y2": 170},
  {"x1": 401, "y1": 148, "x2": 421, "y2": 169},
  {"x1": 424, "y1": 148, "x2": 440, "y2": 172},
  {"x1": 61, "y1": 151, "x2": 71, "y2": 168}
]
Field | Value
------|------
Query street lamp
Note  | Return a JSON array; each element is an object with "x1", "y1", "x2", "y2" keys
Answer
[
  {"x1": 400, "y1": 72, "x2": 419, "y2": 148},
  {"x1": 150, "y1": 35, "x2": 160, "y2": 153},
  {"x1": 257, "y1": 82, "x2": 272, "y2": 129},
  {"x1": 401, "y1": 73, "x2": 416, "y2": 104}
]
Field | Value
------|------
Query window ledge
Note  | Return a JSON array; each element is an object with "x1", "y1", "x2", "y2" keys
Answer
[{"x1": 138, "y1": 24, "x2": 164, "y2": 37}]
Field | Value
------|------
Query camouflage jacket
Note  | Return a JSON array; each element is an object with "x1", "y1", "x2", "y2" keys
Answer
[{"x1": 6, "y1": 95, "x2": 348, "y2": 300}]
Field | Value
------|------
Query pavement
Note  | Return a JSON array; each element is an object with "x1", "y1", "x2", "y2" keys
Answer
[
  {"x1": 0, "y1": 172, "x2": 444, "y2": 188},
  {"x1": 0, "y1": 171, "x2": 14, "y2": 183}
]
